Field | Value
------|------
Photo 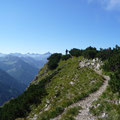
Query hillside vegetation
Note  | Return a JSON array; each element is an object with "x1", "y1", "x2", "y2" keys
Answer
[
  {"x1": 89, "y1": 47, "x2": 120, "y2": 120},
  {"x1": 0, "y1": 45, "x2": 120, "y2": 120},
  {"x1": 0, "y1": 56, "x2": 104, "y2": 120}
]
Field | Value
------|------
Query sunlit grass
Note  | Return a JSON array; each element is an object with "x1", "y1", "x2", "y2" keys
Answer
[{"x1": 25, "y1": 57, "x2": 104, "y2": 120}]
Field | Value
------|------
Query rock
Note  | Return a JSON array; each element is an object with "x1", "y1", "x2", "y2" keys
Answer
[
  {"x1": 93, "y1": 59, "x2": 96, "y2": 62},
  {"x1": 101, "y1": 112, "x2": 107, "y2": 118},
  {"x1": 45, "y1": 104, "x2": 48, "y2": 107},
  {"x1": 96, "y1": 63, "x2": 100, "y2": 70},
  {"x1": 96, "y1": 58, "x2": 99, "y2": 61},
  {"x1": 79, "y1": 61, "x2": 85, "y2": 68},
  {"x1": 44, "y1": 104, "x2": 50, "y2": 111},
  {"x1": 101, "y1": 113, "x2": 105, "y2": 118},
  {"x1": 70, "y1": 81, "x2": 74, "y2": 85},
  {"x1": 90, "y1": 79, "x2": 96, "y2": 84},
  {"x1": 87, "y1": 62, "x2": 90, "y2": 66},
  {"x1": 115, "y1": 101, "x2": 118, "y2": 105},
  {"x1": 78, "y1": 58, "x2": 102, "y2": 72},
  {"x1": 72, "y1": 78, "x2": 75, "y2": 80},
  {"x1": 97, "y1": 104, "x2": 100, "y2": 107},
  {"x1": 32, "y1": 114, "x2": 38, "y2": 120},
  {"x1": 46, "y1": 99, "x2": 50, "y2": 104},
  {"x1": 91, "y1": 63, "x2": 95, "y2": 66}
]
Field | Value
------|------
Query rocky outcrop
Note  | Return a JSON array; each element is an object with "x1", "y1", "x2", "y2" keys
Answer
[{"x1": 79, "y1": 58, "x2": 103, "y2": 70}]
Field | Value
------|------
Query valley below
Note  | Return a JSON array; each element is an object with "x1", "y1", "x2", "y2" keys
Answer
[{"x1": 0, "y1": 52, "x2": 50, "y2": 106}]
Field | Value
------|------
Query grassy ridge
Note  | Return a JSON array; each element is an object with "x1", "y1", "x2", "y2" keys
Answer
[
  {"x1": 25, "y1": 57, "x2": 104, "y2": 120},
  {"x1": 0, "y1": 57, "x2": 104, "y2": 120}
]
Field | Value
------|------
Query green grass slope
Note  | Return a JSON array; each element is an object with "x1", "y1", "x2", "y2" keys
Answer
[
  {"x1": 25, "y1": 57, "x2": 104, "y2": 120},
  {"x1": 0, "y1": 57, "x2": 104, "y2": 120}
]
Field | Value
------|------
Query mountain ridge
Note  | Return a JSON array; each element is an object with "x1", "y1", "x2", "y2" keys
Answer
[
  {"x1": 0, "y1": 56, "x2": 105, "y2": 120},
  {"x1": 0, "y1": 52, "x2": 51, "y2": 58},
  {"x1": 0, "y1": 68, "x2": 26, "y2": 105},
  {"x1": 0, "y1": 46, "x2": 119, "y2": 120},
  {"x1": 0, "y1": 52, "x2": 51, "y2": 106},
  {"x1": 0, "y1": 55, "x2": 39, "y2": 85}
]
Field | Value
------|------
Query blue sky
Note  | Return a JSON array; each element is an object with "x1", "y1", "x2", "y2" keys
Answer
[{"x1": 0, "y1": 0, "x2": 120, "y2": 54}]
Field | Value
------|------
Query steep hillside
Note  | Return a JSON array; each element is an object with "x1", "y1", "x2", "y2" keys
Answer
[
  {"x1": 0, "y1": 57, "x2": 105, "y2": 120},
  {"x1": 0, "y1": 56, "x2": 39, "y2": 85},
  {"x1": 0, "y1": 69, "x2": 26, "y2": 105}
]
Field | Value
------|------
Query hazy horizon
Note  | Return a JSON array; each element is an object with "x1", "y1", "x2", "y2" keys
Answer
[{"x1": 0, "y1": 52, "x2": 51, "y2": 55}]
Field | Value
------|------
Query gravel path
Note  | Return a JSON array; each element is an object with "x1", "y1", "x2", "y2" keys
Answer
[
  {"x1": 53, "y1": 70, "x2": 110, "y2": 120},
  {"x1": 75, "y1": 74, "x2": 110, "y2": 120}
]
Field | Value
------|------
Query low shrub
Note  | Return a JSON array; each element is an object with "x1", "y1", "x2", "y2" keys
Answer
[
  {"x1": 47, "y1": 53, "x2": 62, "y2": 70},
  {"x1": 69, "y1": 48, "x2": 82, "y2": 57},
  {"x1": 62, "y1": 55, "x2": 71, "y2": 61}
]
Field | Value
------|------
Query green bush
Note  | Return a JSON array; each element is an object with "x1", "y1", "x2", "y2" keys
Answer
[
  {"x1": 82, "y1": 46, "x2": 97, "y2": 59},
  {"x1": 97, "y1": 48, "x2": 112, "y2": 61},
  {"x1": 69, "y1": 48, "x2": 82, "y2": 57},
  {"x1": 103, "y1": 55, "x2": 120, "y2": 72},
  {"x1": 69, "y1": 47, "x2": 98, "y2": 59},
  {"x1": 55, "y1": 106, "x2": 64, "y2": 115},
  {"x1": 109, "y1": 70, "x2": 120, "y2": 96},
  {"x1": 62, "y1": 55, "x2": 71, "y2": 61},
  {"x1": 47, "y1": 53, "x2": 62, "y2": 70}
]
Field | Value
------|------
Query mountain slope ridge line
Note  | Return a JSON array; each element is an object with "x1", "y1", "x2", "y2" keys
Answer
[{"x1": 53, "y1": 69, "x2": 110, "y2": 120}]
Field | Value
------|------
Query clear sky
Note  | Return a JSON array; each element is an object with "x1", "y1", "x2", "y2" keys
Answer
[{"x1": 0, "y1": 0, "x2": 120, "y2": 54}]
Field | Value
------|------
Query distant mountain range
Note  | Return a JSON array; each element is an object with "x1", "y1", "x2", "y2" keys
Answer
[
  {"x1": 0, "y1": 52, "x2": 51, "y2": 105},
  {"x1": 0, "y1": 68, "x2": 26, "y2": 105},
  {"x1": 0, "y1": 52, "x2": 51, "y2": 60}
]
